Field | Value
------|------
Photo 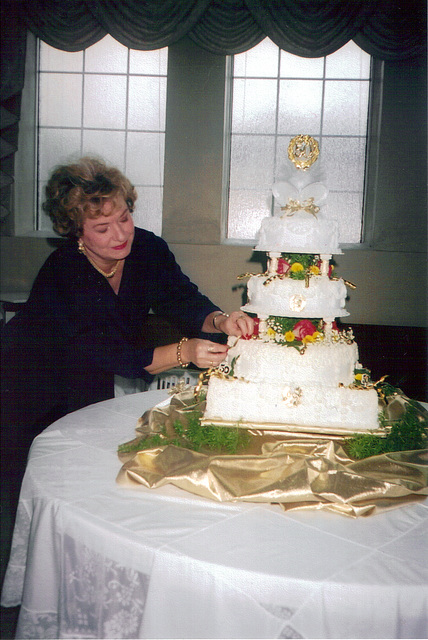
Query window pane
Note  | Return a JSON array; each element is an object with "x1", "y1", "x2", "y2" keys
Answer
[
  {"x1": 226, "y1": 38, "x2": 371, "y2": 245},
  {"x1": 230, "y1": 135, "x2": 275, "y2": 189},
  {"x1": 82, "y1": 130, "x2": 126, "y2": 171},
  {"x1": 126, "y1": 131, "x2": 165, "y2": 186},
  {"x1": 326, "y1": 191, "x2": 363, "y2": 243},
  {"x1": 227, "y1": 189, "x2": 272, "y2": 239},
  {"x1": 130, "y1": 47, "x2": 168, "y2": 75},
  {"x1": 325, "y1": 40, "x2": 370, "y2": 79},
  {"x1": 280, "y1": 51, "x2": 324, "y2": 78},
  {"x1": 40, "y1": 43, "x2": 83, "y2": 72},
  {"x1": 84, "y1": 34, "x2": 128, "y2": 73},
  {"x1": 83, "y1": 75, "x2": 127, "y2": 129},
  {"x1": 232, "y1": 79, "x2": 278, "y2": 134},
  {"x1": 133, "y1": 186, "x2": 163, "y2": 236},
  {"x1": 38, "y1": 128, "x2": 82, "y2": 182},
  {"x1": 323, "y1": 81, "x2": 369, "y2": 135},
  {"x1": 128, "y1": 76, "x2": 167, "y2": 130},
  {"x1": 277, "y1": 80, "x2": 323, "y2": 133},
  {"x1": 39, "y1": 74, "x2": 82, "y2": 127},
  {"x1": 233, "y1": 39, "x2": 279, "y2": 78},
  {"x1": 322, "y1": 136, "x2": 366, "y2": 192},
  {"x1": 37, "y1": 35, "x2": 167, "y2": 234}
]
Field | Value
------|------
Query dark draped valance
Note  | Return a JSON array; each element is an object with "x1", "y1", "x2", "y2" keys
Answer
[
  {"x1": 13, "y1": 0, "x2": 428, "y2": 59},
  {"x1": 1, "y1": 0, "x2": 426, "y2": 229}
]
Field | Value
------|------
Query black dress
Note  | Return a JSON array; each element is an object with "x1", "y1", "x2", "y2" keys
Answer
[{"x1": 1, "y1": 227, "x2": 220, "y2": 433}]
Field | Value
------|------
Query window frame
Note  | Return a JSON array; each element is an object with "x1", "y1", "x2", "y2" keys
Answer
[
  {"x1": 11, "y1": 33, "x2": 383, "y2": 250},
  {"x1": 221, "y1": 45, "x2": 383, "y2": 250}
]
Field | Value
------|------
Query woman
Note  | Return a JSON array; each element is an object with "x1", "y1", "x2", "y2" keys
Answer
[{"x1": 1, "y1": 157, "x2": 254, "y2": 436}]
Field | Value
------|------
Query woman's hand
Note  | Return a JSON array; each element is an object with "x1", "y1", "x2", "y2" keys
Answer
[
  {"x1": 181, "y1": 338, "x2": 229, "y2": 369},
  {"x1": 208, "y1": 310, "x2": 254, "y2": 338},
  {"x1": 145, "y1": 338, "x2": 229, "y2": 375}
]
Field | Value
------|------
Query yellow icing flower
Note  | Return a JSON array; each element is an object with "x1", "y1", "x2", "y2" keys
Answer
[
  {"x1": 285, "y1": 331, "x2": 295, "y2": 342},
  {"x1": 267, "y1": 328, "x2": 276, "y2": 338},
  {"x1": 302, "y1": 334, "x2": 315, "y2": 344},
  {"x1": 290, "y1": 262, "x2": 304, "y2": 273},
  {"x1": 312, "y1": 331, "x2": 321, "y2": 340},
  {"x1": 355, "y1": 373, "x2": 363, "y2": 381},
  {"x1": 309, "y1": 265, "x2": 320, "y2": 275}
]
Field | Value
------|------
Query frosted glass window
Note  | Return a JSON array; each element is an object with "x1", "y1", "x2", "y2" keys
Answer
[
  {"x1": 325, "y1": 40, "x2": 370, "y2": 79},
  {"x1": 230, "y1": 135, "x2": 276, "y2": 189},
  {"x1": 232, "y1": 79, "x2": 278, "y2": 134},
  {"x1": 84, "y1": 34, "x2": 128, "y2": 73},
  {"x1": 129, "y1": 48, "x2": 168, "y2": 75},
  {"x1": 39, "y1": 46, "x2": 83, "y2": 72},
  {"x1": 228, "y1": 189, "x2": 272, "y2": 239},
  {"x1": 83, "y1": 75, "x2": 128, "y2": 129},
  {"x1": 38, "y1": 129, "x2": 83, "y2": 181},
  {"x1": 280, "y1": 51, "x2": 324, "y2": 78},
  {"x1": 38, "y1": 74, "x2": 83, "y2": 127},
  {"x1": 233, "y1": 38, "x2": 280, "y2": 78},
  {"x1": 133, "y1": 186, "x2": 163, "y2": 236},
  {"x1": 277, "y1": 80, "x2": 323, "y2": 133},
  {"x1": 128, "y1": 76, "x2": 167, "y2": 130},
  {"x1": 82, "y1": 130, "x2": 127, "y2": 171},
  {"x1": 323, "y1": 81, "x2": 370, "y2": 136},
  {"x1": 37, "y1": 37, "x2": 168, "y2": 233},
  {"x1": 126, "y1": 132, "x2": 165, "y2": 186},
  {"x1": 226, "y1": 38, "x2": 371, "y2": 244}
]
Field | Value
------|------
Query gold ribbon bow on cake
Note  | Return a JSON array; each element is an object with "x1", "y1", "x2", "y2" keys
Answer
[
  {"x1": 281, "y1": 197, "x2": 320, "y2": 218},
  {"x1": 272, "y1": 180, "x2": 328, "y2": 219}
]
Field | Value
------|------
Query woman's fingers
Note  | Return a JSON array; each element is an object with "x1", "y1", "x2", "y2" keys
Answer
[
  {"x1": 220, "y1": 311, "x2": 255, "y2": 337},
  {"x1": 183, "y1": 339, "x2": 228, "y2": 369}
]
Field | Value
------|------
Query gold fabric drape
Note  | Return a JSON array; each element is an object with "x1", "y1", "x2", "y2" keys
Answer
[{"x1": 117, "y1": 389, "x2": 428, "y2": 518}]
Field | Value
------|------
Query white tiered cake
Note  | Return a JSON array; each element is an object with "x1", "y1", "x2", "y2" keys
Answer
[{"x1": 203, "y1": 135, "x2": 379, "y2": 433}]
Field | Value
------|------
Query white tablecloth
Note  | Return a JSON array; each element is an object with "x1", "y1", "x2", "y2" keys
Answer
[{"x1": 2, "y1": 390, "x2": 428, "y2": 639}]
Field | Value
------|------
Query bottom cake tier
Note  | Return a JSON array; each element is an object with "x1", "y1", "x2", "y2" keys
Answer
[{"x1": 203, "y1": 376, "x2": 379, "y2": 433}]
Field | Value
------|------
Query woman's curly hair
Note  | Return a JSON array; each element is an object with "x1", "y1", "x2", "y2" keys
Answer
[{"x1": 43, "y1": 157, "x2": 138, "y2": 238}]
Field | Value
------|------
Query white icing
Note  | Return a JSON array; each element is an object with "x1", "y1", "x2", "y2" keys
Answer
[
  {"x1": 242, "y1": 275, "x2": 349, "y2": 319},
  {"x1": 255, "y1": 211, "x2": 342, "y2": 254},
  {"x1": 201, "y1": 174, "x2": 379, "y2": 432},
  {"x1": 272, "y1": 180, "x2": 329, "y2": 208},
  {"x1": 204, "y1": 377, "x2": 379, "y2": 431},
  {"x1": 223, "y1": 337, "x2": 358, "y2": 388}
]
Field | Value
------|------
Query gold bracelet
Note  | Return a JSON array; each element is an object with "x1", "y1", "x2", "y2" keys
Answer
[
  {"x1": 212, "y1": 311, "x2": 229, "y2": 331},
  {"x1": 177, "y1": 337, "x2": 189, "y2": 368}
]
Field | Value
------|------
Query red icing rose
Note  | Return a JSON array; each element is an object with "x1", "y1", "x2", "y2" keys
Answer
[
  {"x1": 293, "y1": 319, "x2": 317, "y2": 340},
  {"x1": 277, "y1": 258, "x2": 290, "y2": 275}
]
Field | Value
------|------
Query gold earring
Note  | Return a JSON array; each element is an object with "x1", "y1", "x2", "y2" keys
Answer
[{"x1": 78, "y1": 238, "x2": 85, "y2": 254}]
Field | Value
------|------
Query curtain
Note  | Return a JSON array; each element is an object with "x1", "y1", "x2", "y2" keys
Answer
[
  {"x1": 18, "y1": 0, "x2": 427, "y2": 58},
  {"x1": 1, "y1": 0, "x2": 426, "y2": 229}
]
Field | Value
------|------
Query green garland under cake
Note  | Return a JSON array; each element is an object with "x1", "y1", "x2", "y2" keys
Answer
[
  {"x1": 118, "y1": 412, "x2": 252, "y2": 456},
  {"x1": 118, "y1": 384, "x2": 427, "y2": 461}
]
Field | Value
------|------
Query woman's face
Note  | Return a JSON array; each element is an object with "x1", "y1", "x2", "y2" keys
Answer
[{"x1": 80, "y1": 196, "x2": 135, "y2": 264}]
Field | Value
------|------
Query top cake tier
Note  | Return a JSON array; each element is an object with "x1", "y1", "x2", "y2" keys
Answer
[
  {"x1": 255, "y1": 209, "x2": 343, "y2": 255},
  {"x1": 255, "y1": 163, "x2": 343, "y2": 254}
]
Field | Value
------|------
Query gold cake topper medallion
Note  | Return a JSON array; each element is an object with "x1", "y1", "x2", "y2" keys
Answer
[{"x1": 288, "y1": 135, "x2": 319, "y2": 170}]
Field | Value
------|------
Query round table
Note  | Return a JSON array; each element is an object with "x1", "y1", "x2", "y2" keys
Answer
[{"x1": 2, "y1": 390, "x2": 428, "y2": 639}]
